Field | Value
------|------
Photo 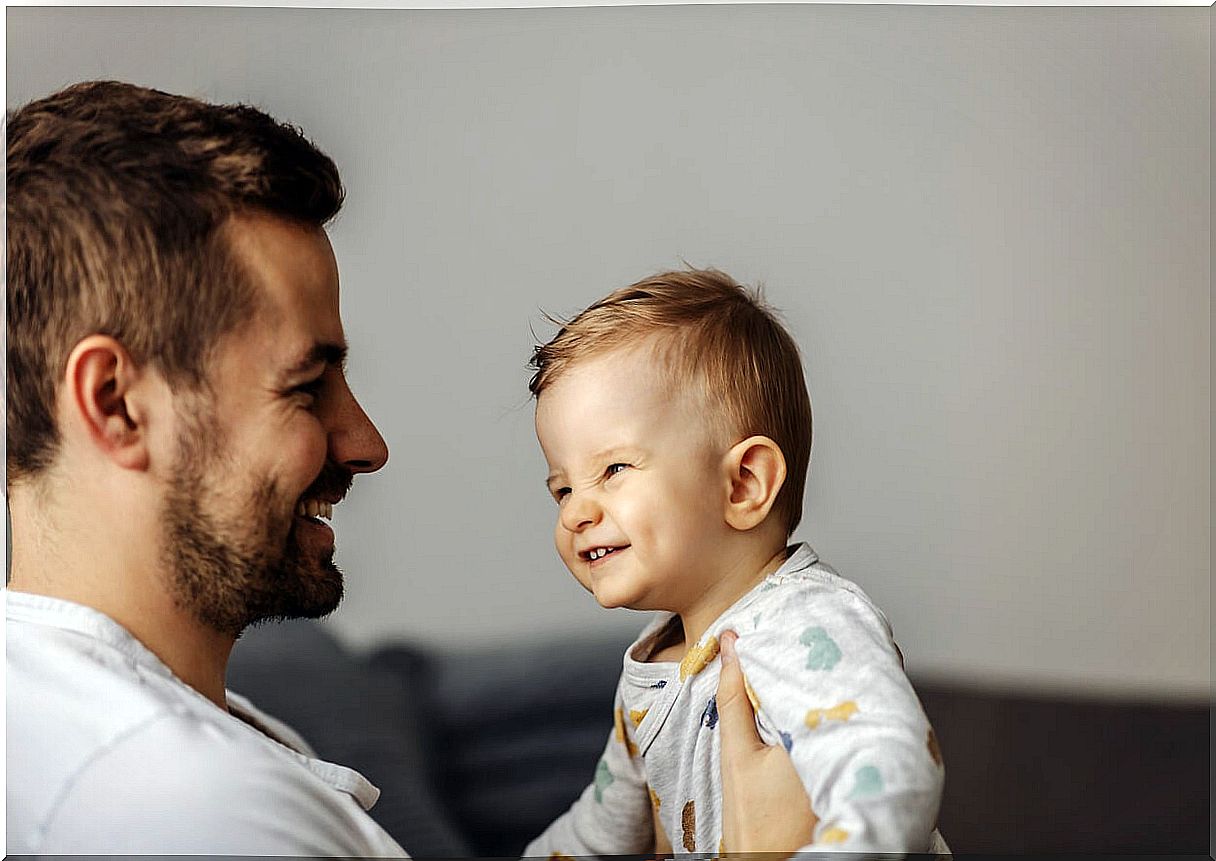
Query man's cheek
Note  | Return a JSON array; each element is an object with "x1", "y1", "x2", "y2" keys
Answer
[{"x1": 293, "y1": 428, "x2": 330, "y2": 485}]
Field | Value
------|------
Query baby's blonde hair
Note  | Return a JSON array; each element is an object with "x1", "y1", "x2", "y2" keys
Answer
[{"x1": 529, "y1": 268, "x2": 813, "y2": 536}]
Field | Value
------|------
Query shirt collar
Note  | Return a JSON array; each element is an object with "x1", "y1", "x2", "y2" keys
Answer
[
  {"x1": 6, "y1": 589, "x2": 178, "y2": 680},
  {"x1": 6, "y1": 589, "x2": 383, "y2": 810}
]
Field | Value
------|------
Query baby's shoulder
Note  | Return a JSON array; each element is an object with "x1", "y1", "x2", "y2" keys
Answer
[
  {"x1": 755, "y1": 560, "x2": 889, "y2": 625},
  {"x1": 720, "y1": 561, "x2": 901, "y2": 675}
]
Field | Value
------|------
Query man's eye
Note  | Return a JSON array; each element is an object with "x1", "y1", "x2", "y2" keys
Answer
[
  {"x1": 291, "y1": 379, "x2": 324, "y2": 404},
  {"x1": 606, "y1": 463, "x2": 630, "y2": 478}
]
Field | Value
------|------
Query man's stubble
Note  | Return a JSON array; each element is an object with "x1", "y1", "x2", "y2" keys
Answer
[{"x1": 159, "y1": 400, "x2": 345, "y2": 637}]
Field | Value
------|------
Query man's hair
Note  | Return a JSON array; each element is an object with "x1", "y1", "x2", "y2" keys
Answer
[
  {"x1": 529, "y1": 268, "x2": 813, "y2": 536},
  {"x1": 6, "y1": 80, "x2": 345, "y2": 483}
]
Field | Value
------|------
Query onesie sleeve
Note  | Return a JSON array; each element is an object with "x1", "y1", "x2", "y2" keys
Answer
[
  {"x1": 733, "y1": 582, "x2": 944, "y2": 853},
  {"x1": 523, "y1": 672, "x2": 654, "y2": 858}
]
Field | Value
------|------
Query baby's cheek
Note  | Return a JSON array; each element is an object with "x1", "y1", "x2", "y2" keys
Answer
[{"x1": 554, "y1": 530, "x2": 592, "y2": 591}]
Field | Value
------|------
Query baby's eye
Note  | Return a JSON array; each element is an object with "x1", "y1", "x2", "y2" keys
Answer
[
  {"x1": 605, "y1": 463, "x2": 630, "y2": 478},
  {"x1": 553, "y1": 487, "x2": 571, "y2": 504}
]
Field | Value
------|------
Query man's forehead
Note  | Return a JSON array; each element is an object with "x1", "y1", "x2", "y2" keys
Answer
[
  {"x1": 219, "y1": 212, "x2": 348, "y2": 371},
  {"x1": 224, "y1": 212, "x2": 340, "y2": 308}
]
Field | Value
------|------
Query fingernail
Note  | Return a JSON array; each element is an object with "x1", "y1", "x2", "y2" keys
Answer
[{"x1": 720, "y1": 630, "x2": 737, "y2": 663}]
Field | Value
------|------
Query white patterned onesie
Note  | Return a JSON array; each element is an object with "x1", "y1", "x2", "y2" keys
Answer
[{"x1": 525, "y1": 543, "x2": 945, "y2": 856}]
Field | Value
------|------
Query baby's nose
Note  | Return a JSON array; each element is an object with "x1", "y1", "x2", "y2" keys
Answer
[{"x1": 560, "y1": 492, "x2": 602, "y2": 532}]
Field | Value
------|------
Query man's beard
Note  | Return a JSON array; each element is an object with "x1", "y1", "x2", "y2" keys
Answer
[{"x1": 160, "y1": 410, "x2": 348, "y2": 637}]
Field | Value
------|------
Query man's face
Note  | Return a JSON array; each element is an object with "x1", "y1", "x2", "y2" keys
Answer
[
  {"x1": 160, "y1": 213, "x2": 388, "y2": 636},
  {"x1": 534, "y1": 342, "x2": 731, "y2": 614}
]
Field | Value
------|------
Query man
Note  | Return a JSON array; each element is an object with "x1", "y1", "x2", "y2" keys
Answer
[{"x1": 6, "y1": 81, "x2": 816, "y2": 855}]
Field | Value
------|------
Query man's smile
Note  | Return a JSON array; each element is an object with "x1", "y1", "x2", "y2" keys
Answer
[
  {"x1": 294, "y1": 495, "x2": 341, "y2": 546},
  {"x1": 295, "y1": 499, "x2": 334, "y2": 520},
  {"x1": 293, "y1": 464, "x2": 353, "y2": 537}
]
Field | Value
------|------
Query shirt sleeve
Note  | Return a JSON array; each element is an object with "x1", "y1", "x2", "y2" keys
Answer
[
  {"x1": 734, "y1": 582, "x2": 944, "y2": 853},
  {"x1": 37, "y1": 711, "x2": 408, "y2": 857},
  {"x1": 523, "y1": 674, "x2": 654, "y2": 858}
]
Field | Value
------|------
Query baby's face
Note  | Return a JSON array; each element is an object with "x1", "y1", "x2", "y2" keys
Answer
[{"x1": 535, "y1": 343, "x2": 732, "y2": 613}]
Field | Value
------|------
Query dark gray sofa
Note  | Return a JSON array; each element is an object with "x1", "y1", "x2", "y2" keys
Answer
[{"x1": 227, "y1": 620, "x2": 1210, "y2": 856}]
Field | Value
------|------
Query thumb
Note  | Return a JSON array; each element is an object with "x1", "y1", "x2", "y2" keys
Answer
[{"x1": 715, "y1": 629, "x2": 765, "y2": 759}]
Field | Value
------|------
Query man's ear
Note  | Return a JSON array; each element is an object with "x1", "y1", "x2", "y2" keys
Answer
[
  {"x1": 63, "y1": 335, "x2": 153, "y2": 472},
  {"x1": 723, "y1": 435, "x2": 787, "y2": 532}
]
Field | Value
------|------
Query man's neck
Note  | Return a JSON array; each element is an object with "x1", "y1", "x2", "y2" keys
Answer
[
  {"x1": 8, "y1": 576, "x2": 237, "y2": 709},
  {"x1": 8, "y1": 492, "x2": 236, "y2": 710}
]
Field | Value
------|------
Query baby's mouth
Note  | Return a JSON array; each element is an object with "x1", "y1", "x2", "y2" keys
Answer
[{"x1": 580, "y1": 545, "x2": 630, "y2": 562}]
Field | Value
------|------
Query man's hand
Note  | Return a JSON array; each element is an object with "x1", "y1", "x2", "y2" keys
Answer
[{"x1": 717, "y1": 629, "x2": 818, "y2": 855}]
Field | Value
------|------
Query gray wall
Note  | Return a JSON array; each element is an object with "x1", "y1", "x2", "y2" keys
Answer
[{"x1": 7, "y1": 6, "x2": 1209, "y2": 699}]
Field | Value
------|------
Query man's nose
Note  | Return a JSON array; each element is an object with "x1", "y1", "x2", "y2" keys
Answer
[
  {"x1": 559, "y1": 491, "x2": 602, "y2": 533},
  {"x1": 328, "y1": 384, "x2": 389, "y2": 474}
]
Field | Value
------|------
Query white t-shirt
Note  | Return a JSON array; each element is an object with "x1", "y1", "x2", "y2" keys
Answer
[{"x1": 6, "y1": 590, "x2": 409, "y2": 856}]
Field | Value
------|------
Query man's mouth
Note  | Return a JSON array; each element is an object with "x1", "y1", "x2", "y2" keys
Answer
[
  {"x1": 296, "y1": 463, "x2": 353, "y2": 526},
  {"x1": 580, "y1": 545, "x2": 629, "y2": 562},
  {"x1": 295, "y1": 499, "x2": 334, "y2": 522}
]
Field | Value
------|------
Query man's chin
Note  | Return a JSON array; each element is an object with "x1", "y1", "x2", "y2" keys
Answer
[
  {"x1": 242, "y1": 544, "x2": 345, "y2": 627},
  {"x1": 284, "y1": 556, "x2": 345, "y2": 618}
]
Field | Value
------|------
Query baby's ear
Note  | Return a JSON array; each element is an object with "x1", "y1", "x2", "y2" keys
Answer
[{"x1": 722, "y1": 436, "x2": 786, "y2": 531}]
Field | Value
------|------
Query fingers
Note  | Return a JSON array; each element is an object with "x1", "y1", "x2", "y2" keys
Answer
[{"x1": 716, "y1": 629, "x2": 765, "y2": 757}]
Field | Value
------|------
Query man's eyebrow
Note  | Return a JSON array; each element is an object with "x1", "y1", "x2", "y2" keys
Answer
[{"x1": 280, "y1": 342, "x2": 348, "y2": 381}]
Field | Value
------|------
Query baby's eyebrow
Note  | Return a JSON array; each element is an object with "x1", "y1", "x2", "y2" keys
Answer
[{"x1": 589, "y1": 446, "x2": 637, "y2": 463}]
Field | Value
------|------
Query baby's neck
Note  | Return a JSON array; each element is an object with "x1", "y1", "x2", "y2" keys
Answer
[{"x1": 663, "y1": 543, "x2": 791, "y2": 663}]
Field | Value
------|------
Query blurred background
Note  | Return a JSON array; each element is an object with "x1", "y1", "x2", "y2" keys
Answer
[{"x1": 8, "y1": 4, "x2": 1209, "y2": 854}]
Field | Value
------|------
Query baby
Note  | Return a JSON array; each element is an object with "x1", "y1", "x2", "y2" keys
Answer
[{"x1": 524, "y1": 269, "x2": 944, "y2": 856}]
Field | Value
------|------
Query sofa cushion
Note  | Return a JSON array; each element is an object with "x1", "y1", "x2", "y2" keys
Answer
[{"x1": 372, "y1": 632, "x2": 634, "y2": 856}]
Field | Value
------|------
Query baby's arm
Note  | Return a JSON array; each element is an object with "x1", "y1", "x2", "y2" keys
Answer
[
  {"x1": 523, "y1": 680, "x2": 654, "y2": 858},
  {"x1": 734, "y1": 585, "x2": 944, "y2": 853}
]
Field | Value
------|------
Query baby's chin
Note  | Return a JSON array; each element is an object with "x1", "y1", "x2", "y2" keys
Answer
[
  {"x1": 590, "y1": 582, "x2": 666, "y2": 614},
  {"x1": 565, "y1": 556, "x2": 665, "y2": 612},
  {"x1": 592, "y1": 590, "x2": 632, "y2": 610},
  {"x1": 572, "y1": 573, "x2": 628, "y2": 610}
]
